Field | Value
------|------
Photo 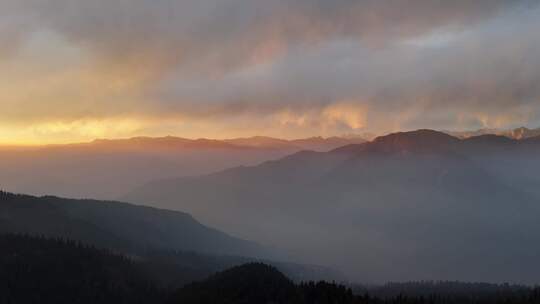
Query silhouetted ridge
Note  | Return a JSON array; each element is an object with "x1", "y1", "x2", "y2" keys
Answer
[
  {"x1": 170, "y1": 263, "x2": 298, "y2": 304},
  {"x1": 332, "y1": 129, "x2": 459, "y2": 154},
  {"x1": 0, "y1": 191, "x2": 264, "y2": 257},
  {"x1": 333, "y1": 129, "x2": 536, "y2": 155},
  {"x1": 370, "y1": 129, "x2": 460, "y2": 153}
]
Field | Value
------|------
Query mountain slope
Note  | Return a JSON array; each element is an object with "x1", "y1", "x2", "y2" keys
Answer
[
  {"x1": 125, "y1": 130, "x2": 540, "y2": 283},
  {"x1": 0, "y1": 191, "x2": 264, "y2": 257}
]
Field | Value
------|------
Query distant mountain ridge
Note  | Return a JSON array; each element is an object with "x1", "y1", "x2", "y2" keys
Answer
[
  {"x1": 0, "y1": 135, "x2": 366, "y2": 200},
  {"x1": 446, "y1": 126, "x2": 540, "y2": 140},
  {"x1": 333, "y1": 129, "x2": 460, "y2": 155},
  {"x1": 224, "y1": 135, "x2": 366, "y2": 151},
  {"x1": 17, "y1": 134, "x2": 367, "y2": 152},
  {"x1": 125, "y1": 129, "x2": 540, "y2": 284}
]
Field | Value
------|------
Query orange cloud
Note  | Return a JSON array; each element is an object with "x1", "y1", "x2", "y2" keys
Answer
[{"x1": 322, "y1": 102, "x2": 368, "y2": 130}]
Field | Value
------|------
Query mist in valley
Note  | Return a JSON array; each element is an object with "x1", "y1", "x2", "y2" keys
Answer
[{"x1": 125, "y1": 131, "x2": 540, "y2": 284}]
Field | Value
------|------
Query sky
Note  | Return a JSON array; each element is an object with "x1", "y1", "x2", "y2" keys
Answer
[{"x1": 1, "y1": 0, "x2": 540, "y2": 144}]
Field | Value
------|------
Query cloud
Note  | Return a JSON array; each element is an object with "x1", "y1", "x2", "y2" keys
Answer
[
  {"x1": 1, "y1": 0, "x2": 519, "y2": 68},
  {"x1": 0, "y1": 0, "x2": 539, "y2": 142}
]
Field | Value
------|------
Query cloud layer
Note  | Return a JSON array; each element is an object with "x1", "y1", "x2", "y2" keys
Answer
[{"x1": 1, "y1": 0, "x2": 539, "y2": 143}]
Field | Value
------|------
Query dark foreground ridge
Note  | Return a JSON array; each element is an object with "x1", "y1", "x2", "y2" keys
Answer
[
  {"x1": 0, "y1": 190, "x2": 264, "y2": 257},
  {"x1": 0, "y1": 234, "x2": 162, "y2": 304},
  {"x1": 2, "y1": 234, "x2": 540, "y2": 304},
  {"x1": 0, "y1": 190, "x2": 342, "y2": 283}
]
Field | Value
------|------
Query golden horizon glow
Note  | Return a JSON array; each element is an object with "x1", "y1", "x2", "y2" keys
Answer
[
  {"x1": 0, "y1": 106, "x2": 370, "y2": 146},
  {"x1": 0, "y1": 110, "x2": 534, "y2": 146}
]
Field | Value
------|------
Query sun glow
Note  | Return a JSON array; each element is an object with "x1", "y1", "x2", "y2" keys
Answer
[{"x1": 0, "y1": 119, "x2": 147, "y2": 146}]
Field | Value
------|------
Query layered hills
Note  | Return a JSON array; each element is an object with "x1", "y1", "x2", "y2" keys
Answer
[
  {"x1": 126, "y1": 130, "x2": 540, "y2": 283},
  {"x1": 0, "y1": 135, "x2": 365, "y2": 200}
]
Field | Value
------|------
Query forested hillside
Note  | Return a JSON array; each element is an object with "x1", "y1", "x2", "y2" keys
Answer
[
  {"x1": 0, "y1": 190, "x2": 342, "y2": 284},
  {"x1": 2, "y1": 235, "x2": 540, "y2": 304},
  {"x1": 0, "y1": 235, "x2": 161, "y2": 304},
  {"x1": 0, "y1": 191, "x2": 264, "y2": 257},
  {"x1": 169, "y1": 263, "x2": 540, "y2": 304}
]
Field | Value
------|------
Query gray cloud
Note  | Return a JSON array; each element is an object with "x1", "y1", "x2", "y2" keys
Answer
[
  {"x1": 1, "y1": 0, "x2": 539, "y2": 137},
  {"x1": 151, "y1": 3, "x2": 540, "y2": 131},
  {"x1": 1, "y1": 0, "x2": 520, "y2": 67}
]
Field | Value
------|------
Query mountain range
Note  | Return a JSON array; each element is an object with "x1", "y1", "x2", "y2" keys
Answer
[
  {"x1": 0, "y1": 135, "x2": 365, "y2": 200},
  {"x1": 1, "y1": 127, "x2": 536, "y2": 201},
  {"x1": 3, "y1": 128, "x2": 540, "y2": 283},
  {"x1": 125, "y1": 130, "x2": 540, "y2": 284}
]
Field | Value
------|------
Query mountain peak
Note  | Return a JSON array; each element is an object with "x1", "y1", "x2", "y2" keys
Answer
[{"x1": 370, "y1": 129, "x2": 459, "y2": 153}]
